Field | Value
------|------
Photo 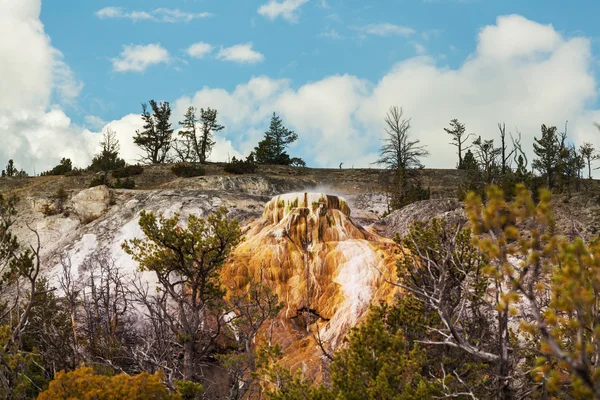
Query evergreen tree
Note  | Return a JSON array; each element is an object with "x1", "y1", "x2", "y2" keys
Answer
[
  {"x1": 89, "y1": 128, "x2": 126, "y2": 184},
  {"x1": 174, "y1": 106, "x2": 198, "y2": 163},
  {"x1": 532, "y1": 124, "x2": 561, "y2": 189},
  {"x1": 444, "y1": 119, "x2": 474, "y2": 169},
  {"x1": 579, "y1": 142, "x2": 597, "y2": 179},
  {"x1": 122, "y1": 207, "x2": 241, "y2": 381},
  {"x1": 177, "y1": 107, "x2": 224, "y2": 164},
  {"x1": 254, "y1": 113, "x2": 302, "y2": 165},
  {"x1": 457, "y1": 149, "x2": 484, "y2": 200},
  {"x1": 461, "y1": 149, "x2": 478, "y2": 171},
  {"x1": 1, "y1": 160, "x2": 27, "y2": 178},
  {"x1": 134, "y1": 100, "x2": 173, "y2": 164},
  {"x1": 198, "y1": 108, "x2": 224, "y2": 163},
  {"x1": 3, "y1": 159, "x2": 16, "y2": 177},
  {"x1": 41, "y1": 158, "x2": 73, "y2": 176},
  {"x1": 472, "y1": 136, "x2": 501, "y2": 183}
]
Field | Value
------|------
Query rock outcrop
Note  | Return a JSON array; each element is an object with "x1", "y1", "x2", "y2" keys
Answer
[
  {"x1": 370, "y1": 198, "x2": 466, "y2": 238},
  {"x1": 223, "y1": 192, "x2": 400, "y2": 379},
  {"x1": 71, "y1": 185, "x2": 111, "y2": 222}
]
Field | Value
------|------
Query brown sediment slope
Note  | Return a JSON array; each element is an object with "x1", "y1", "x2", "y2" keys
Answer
[{"x1": 222, "y1": 192, "x2": 401, "y2": 380}]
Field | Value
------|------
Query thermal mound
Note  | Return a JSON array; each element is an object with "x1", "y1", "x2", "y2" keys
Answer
[{"x1": 222, "y1": 192, "x2": 401, "y2": 380}]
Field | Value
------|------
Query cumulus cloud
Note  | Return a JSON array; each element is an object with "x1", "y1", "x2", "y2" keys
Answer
[
  {"x1": 186, "y1": 42, "x2": 214, "y2": 59},
  {"x1": 169, "y1": 15, "x2": 599, "y2": 170},
  {"x1": 258, "y1": 0, "x2": 309, "y2": 23},
  {"x1": 216, "y1": 43, "x2": 265, "y2": 64},
  {"x1": 0, "y1": 0, "x2": 94, "y2": 173},
  {"x1": 112, "y1": 43, "x2": 170, "y2": 72},
  {"x1": 96, "y1": 7, "x2": 212, "y2": 23},
  {"x1": 4, "y1": 7, "x2": 600, "y2": 178},
  {"x1": 358, "y1": 23, "x2": 415, "y2": 37},
  {"x1": 83, "y1": 115, "x2": 107, "y2": 131}
]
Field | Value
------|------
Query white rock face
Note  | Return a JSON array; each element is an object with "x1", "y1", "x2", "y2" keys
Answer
[{"x1": 71, "y1": 185, "x2": 111, "y2": 222}]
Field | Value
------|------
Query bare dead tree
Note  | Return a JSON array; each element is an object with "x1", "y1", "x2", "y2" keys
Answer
[
  {"x1": 511, "y1": 130, "x2": 527, "y2": 168},
  {"x1": 129, "y1": 273, "x2": 182, "y2": 387},
  {"x1": 497, "y1": 123, "x2": 516, "y2": 175},
  {"x1": 79, "y1": 251, "x2": 137, "y2": 373},
  {"x1": 375, "y1": 106, "x2": 429, "y2": 170},
  {"x1": 58, "y1": 254, "x2": 82, "y2": 368},
  {"x1": 223, "y1": 274, "x2": 283, "y2": 400}
]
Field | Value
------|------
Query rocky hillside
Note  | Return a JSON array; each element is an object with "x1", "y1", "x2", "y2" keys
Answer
[{"x1": 3, "y1": 163, "x2": 600, "y2": 393}]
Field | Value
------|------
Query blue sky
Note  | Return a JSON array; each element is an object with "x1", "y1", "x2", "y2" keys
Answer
[
  {"x1": 41, "y1": 0, "x2": 600, "y2": 125},
  {"x1": 3, "y1": 0, "x2": 600, "y2": 172}
]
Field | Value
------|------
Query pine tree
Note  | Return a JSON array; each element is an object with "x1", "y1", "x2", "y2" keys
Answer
[
  {"x1": 579, "y1": 142, "x2": 597, "y2": 179},
  {"x1": 134, "y1": 100, "x2": 174, "y2": 164},
  {"x1": 532, "y1": 124, "x2": 561, "y2": 189},
  {"x1": 89, "y1": 128, "x2": 125, "y2": 184},
  {"x1": 472, "y1": 136, "x2": 501, "y2": 183},
  {"x1": 177, "y1": 107, "x2": 225, "y2": 164},
  {"x1": 41, "y1": 158, "x2": 73, "y2": 176},
  {"x1": 3, "y1": 160, "x2": 16, "y2": 177},
  {"x1": 461, "y1": 149, "x2": 478, "y2": 171},
  {"x1": 175, "y1": 106, "x2": 199, "y2": 163},
  {"x1": 254, "y1": 113, "x2": 302, "y2": 165},
  {"x1": 198, "y1": 108, "x2": 224, "y2": 163},
  {"x1": 122, "y1": 207, "x2": 241, "y2": 381},
  {"x1": 445, "y1": 119, "x2": 474, "y2": 169}
]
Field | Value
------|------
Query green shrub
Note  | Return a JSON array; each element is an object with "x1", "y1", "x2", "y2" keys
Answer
[
  {"x1": 171, "y1": 163, "x2": 205, "y2": 178},
  {"x1": 112, "y1": 165, "x2": 144, "y2": 179},
  {"x1": 64, "y1": 168, "x2": 84, "y2": 176},
  {"x1": 224, "y1": 157, "x2": 258, "y2": 174},
  {"x1": 89, "y1": 175, "x2": 107, "y2": 188},
  {"x1": 41, "y1": 158, "x2": 72, "y2": 176},
  {"x1": 112, "y1": 178, "x2": 135, "y2": 189},
  {"x1": 175, "y1": 380, "x2": 204, "y2": 400}
]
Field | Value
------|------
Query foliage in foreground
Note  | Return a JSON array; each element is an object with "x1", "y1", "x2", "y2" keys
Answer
[{"x1": 37, "y1": 367, "x2": 180, "y2": 400}]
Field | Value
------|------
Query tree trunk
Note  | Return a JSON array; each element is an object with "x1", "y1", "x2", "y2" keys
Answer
[
  {"x1": 499, "y1": 309, "x2": 511, "y2": 400},
  {"x1": 183, "y1": 339, "x2": 195, "y2": 381},
  {"x1": 200, "y1": 131, "x2": 207, "y2": 164}
]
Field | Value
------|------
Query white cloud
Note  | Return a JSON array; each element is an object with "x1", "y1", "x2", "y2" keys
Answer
[
  {"x1": 96, "y1": 7, "x2": 212, "y2": 23},
  {"x1": 359, "y1": 23, "x2": 415, "y2": 37},
  {"x1": 4, "y1": 7, "x2": 600, "y2": 179},
  {"x1": 83, "y1": 115, "x2": 107, "y2": 130},
  {"x1": 0, "y1": 0, "x2": 93, "y2": 173},
  {"x1": 477, "y1": 14, "x2": 561, "y2": 60},
  {"x1": 216, "y1": 43, "x2": 265, "y2": 64},
  {"x1": 112, "y1": 44, "x2": 170, "y2": 73},
  {"x1": 414, "y1": 43, "x2": 426, "y2": 55},
  {"x1": 319, "y1": 29, "x2": 342, "y2": 39},
  {"x1": 154, "y1": 8, "x2": 212, "y2": 23},
  {"x1": 186, "y1": 42, "x2": 214, "y2": 59},
  {"x1": 52, "y1": 49, "x2": 84, "y2": 104},
  {"x1": 258, "y1": 0, "x2": 309, "y2": 23},
  {"x1": 168, "y1": 15, "x2": 599, "y2": 170}
]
